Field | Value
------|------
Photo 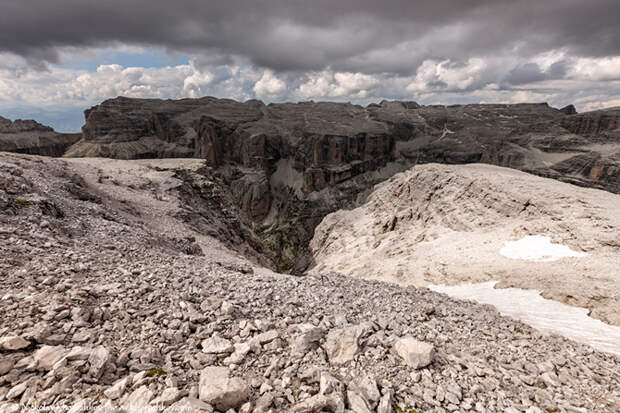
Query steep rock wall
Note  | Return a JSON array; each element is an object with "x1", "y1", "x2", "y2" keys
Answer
[{"x1": 61, "y1": 98, "x2": 620, "y2": 270}]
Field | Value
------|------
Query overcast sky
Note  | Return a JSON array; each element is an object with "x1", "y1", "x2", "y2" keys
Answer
[{"x1": 1, "y1": 0, "x2": 620, "y2": 131}]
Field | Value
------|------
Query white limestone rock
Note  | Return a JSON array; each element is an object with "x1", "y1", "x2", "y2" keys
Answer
[
  {"x1": 88, "y1": 345, "x2": 111, "y2": 379},
  {"x1": 0, "y1": 336, "x2": 30, "y2": 351},
  {"x1": 201, "y1": 334, "x2": 234, "y2": 354},
  {"x1": 393, "y1": 336, "x2": 434, "y2": 369},
  {"x1": 103, "y1": 376, "x2": 130, "y2": 400},
  {"x1": 123, "y1": 385, "x2": 154, "y2": 407},
  {"x1": 32, "y1": 345, "x2": 67, "y2": 371},
  {"x1": 324, "y1": 324, "x2": 367, "y2": 365},
  {"x1": 198, "y1": 366, "x2": 249, "y2": 411}
]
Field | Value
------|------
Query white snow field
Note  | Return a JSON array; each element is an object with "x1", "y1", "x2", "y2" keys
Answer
[
  {"x1": 499, "y1": 235, "x2": 588, "y2": 261},
  {"x1": 429, "y1": 281, "x2": 620, "y2": 356}
]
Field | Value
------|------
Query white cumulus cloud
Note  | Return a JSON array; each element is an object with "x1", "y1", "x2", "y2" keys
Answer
[
  {"x1": 183, "y1": 61, "x2": 215, "y2": 98},
  {"x1": 570, "y1": 56, "x2": 620, "y2": 81},
  {"x1": 296, "y1": 71, "x2": 380, "y2": 100},
  {"x1": 407, "y1": 58, "x2": 487, "y2": 92},
  {"x1": 253, "y1": 70, "x2": 287, "y2": 100}
]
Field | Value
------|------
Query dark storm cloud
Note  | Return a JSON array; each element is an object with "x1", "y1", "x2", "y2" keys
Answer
[
  {"x1": 503, "y1": 60, "x2": 571, "y2": 86},
  {"x1": 1, "y1": 0, "x2": 619, "y2": 74},
  {"x1": 505, "y1": 63, "x2": 549, "y2": 85}
]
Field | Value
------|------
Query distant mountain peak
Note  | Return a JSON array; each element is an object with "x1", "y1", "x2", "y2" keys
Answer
[
  {"x1": 0, "y1": 116, "x2": 55, "y2": 134},
  {"x1": 559, "y1": 104, "x2": 578, "y2": 115}
]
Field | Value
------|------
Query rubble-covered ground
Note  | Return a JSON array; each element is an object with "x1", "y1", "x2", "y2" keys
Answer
[{"x1": 1, "y1": 152, "x2": 619, "y2": 413}]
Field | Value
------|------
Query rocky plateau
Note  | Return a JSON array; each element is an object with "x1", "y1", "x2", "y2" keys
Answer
[
  {"x1": 0, "y1": 96, "x2": 619, "y2": 413},
  {"x1": 0, "y1": 151, "x2": 618, "y2": 413}
]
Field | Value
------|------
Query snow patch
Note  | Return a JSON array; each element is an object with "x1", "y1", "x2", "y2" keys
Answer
[
  {"x1": 429, "y1": 281, "x2": 620, "y2": 356},
  {"x1": 500, "y1": 235, "x2": 587, "y2": 261}
]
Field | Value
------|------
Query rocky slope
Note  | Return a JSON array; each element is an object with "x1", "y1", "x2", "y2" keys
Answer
[
  {"x1": 1, "y1": 151, "x2": 619, "y2": 413},
  {"x1": 59, "y1": 98, "x2": 620, "y2": 271},
  {"x1": 309, "y1": 163, "x2": 620, "y2": 325},
  {"x1": 0, "y1": 117, "x2": 80, "y2": 157}
]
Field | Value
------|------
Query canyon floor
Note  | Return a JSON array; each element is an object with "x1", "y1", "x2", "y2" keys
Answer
[{"x1": 1, "y1": 152, "x2": 619, "y2": 413}]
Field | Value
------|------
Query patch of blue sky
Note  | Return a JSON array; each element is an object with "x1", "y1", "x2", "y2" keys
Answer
[
  {"x1": 0, "y1": 104, "x2": 86, "y2": 132},
  {"x1": 60, "y1": 48, "x2": 190, "y2": 71}
]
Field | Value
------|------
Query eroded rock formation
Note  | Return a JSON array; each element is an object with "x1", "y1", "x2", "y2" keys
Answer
[{"x1": 58, "y1": 97, "x2": 620, "y2": 270}]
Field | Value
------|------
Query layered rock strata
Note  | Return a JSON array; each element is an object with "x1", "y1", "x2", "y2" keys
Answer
[
  {"x1": 0, "y1": 116, "x2": 80, "y2": 157},
  {"x1": 62, "y1": 98, "x2": 620, "y2": 270}
]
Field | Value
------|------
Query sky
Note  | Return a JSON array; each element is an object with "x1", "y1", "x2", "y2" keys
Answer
[{"x1": 1, "y1": 0, "x2": 620, "y2": 132}]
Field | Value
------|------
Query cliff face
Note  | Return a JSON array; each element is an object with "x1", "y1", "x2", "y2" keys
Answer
[
  {"x1": 0, "y1": 116, "x2": 81, "y2": 157},
  {"x1": 561, "y1": 109, "x2": 620, "y2": 135},
  {"x1": 63, "y1": 98, "x2": 620, "y2": 271},
  {"x1": 68, "y1": 98, "x2": 620, "y2": 192}
]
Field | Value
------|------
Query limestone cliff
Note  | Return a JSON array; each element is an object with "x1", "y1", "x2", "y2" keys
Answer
[{"x1": 61, "y1": 97, "x2": 620, "y2": 270}]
